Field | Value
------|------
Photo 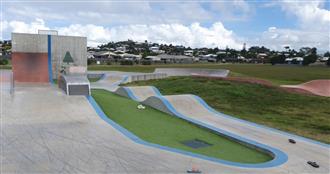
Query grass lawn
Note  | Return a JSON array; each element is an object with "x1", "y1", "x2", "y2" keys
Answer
[
  {"x1": 88, "y1": 64, "x2": 330, "y2": 85},
  {"x1": 92, "y1": 89, "x2": 273, "y2": 163},
  {"x1": 126, "y1": 77, "x2": 330, "y2": 144}
]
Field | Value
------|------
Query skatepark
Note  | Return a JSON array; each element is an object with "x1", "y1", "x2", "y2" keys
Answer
[{"x1": 1, "y1": 32, "x2": 330, "y2": 173}]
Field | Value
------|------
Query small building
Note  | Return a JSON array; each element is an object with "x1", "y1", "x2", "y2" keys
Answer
[
  {"x1": 184, "y1": 50, "x2": 194, "y2": 56},
  {"x1": 285, "y1": 57, "x2": 303, "y2": 64},
  {"x1": 145, "y1": 56, "x2": 161, "y2": 62},
  {"x1": 121, "y1": 53, "x2": 141, "y2": 61},
  {"x1": 157, "y1": 54, "x2": 194, "y2": 63}
]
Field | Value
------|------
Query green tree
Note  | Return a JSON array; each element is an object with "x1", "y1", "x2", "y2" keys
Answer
[
  {"x1": 302, "y1": 54, "x2": 317, "y2": 66},
  {"x1": 63, "y1": 51, "x2": 74, "y2": 64}
]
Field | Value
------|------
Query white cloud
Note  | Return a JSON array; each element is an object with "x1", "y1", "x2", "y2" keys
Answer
[
  {"x1": 9, "y1": 18, "x2": 50, "y2": 33},
  {"x1": 4, "y1": 19, "x2": 242, "y2": 49},
  {"x1": 256, "y1": 27, "x2": 329, "y2": 51},
  {"x1": 280, "y1": 0, "x2": 330, "y2": 31},
  {"x1": 210, "y1": 0, "x2": 254, "y2": 21},
  {"x1": 253, "y1": 0, "x2": 330, "y2": 52}
]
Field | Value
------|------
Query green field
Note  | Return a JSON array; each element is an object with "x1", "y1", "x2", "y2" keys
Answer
[
  {"x1": 88, "y1": 64, "x2": 330, "y2": 85},
  {"x1": 92, "y1": 89, "x2": 273, "y2": 163},
  {"x1": 127, "y1": 77, "x2": 330, "y2": 144}
]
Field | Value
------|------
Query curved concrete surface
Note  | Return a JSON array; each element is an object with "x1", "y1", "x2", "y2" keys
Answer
[
  {"x1": 115, "y1": 86, "x2": 161, "y2": 101},
  {"x1": 154, "y1": 68, "x2": 229, "y2": 77},
  {"x1": 281, "y1": 80, "x2": 330, "y2": 97},
  {"x1": 3, "y1": 85, "x2": 297, "y2": 173},
  {"x1": 119, "y1": 86, "x2": 330, "y2": 173}
]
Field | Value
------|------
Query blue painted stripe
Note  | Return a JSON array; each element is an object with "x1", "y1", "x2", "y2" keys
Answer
[
  {"x1": 122, "y1": 87, "x2": 140, "y2": 101},
  {"x1": 100, "y1": 74, "x2": 106, "y2": 80},
  {"x1": 112, "y1": 75, "x2": 129, "y2": 86},
  {"x1": 122, "y1": 86, "x2": 162, "y2": 102},
  {"x1": 87, "y1": 94, "x2": 288, "y2": 168},
  {"x1": 191, "y1": 95, "x2": 330, "y2": 148},
  {"x1": 47, "y1": 35, "x2": 53, "y2": 84}
]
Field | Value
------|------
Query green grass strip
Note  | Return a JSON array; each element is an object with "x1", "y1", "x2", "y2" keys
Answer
[{"x1": 92, "y1": 89, "x2": 272, "y2": 163}]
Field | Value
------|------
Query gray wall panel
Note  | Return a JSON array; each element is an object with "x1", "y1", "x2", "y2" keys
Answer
[
  {"x1": 12, "y1": 33, "x2": 48, "y2": 53},
  {"x1": 51, "y1": 35, "x2": 87, "y2": 79}
]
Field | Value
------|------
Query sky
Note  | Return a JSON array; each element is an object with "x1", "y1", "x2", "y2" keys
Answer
[{"x1": 1, "y1": 0, "x2": 329, "y2": 52}]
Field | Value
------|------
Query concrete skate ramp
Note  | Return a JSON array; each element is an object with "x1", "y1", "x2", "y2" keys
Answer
[
  {"x1": 281, "y1": 80, "x2": 330, "y2": 97},
  {"x1": 154, "y1": 68, "x2": 229, "y2": 77},
  {"x1": 115, "y1": 86, "x2": 161, "y2": 101}
]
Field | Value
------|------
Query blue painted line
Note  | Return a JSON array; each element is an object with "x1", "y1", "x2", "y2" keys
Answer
[
  {"x1": 122, "y1": 86, "x2": 162, "y2": 102},
  {"x1": 151, "y1": 86, "x2": 162, "y2": 96},
  {"x1": 122, "y1": 87, "x2": 140, "y2": 101},
  {"x1": 87, "y1": 94, "x2": 288, "y2": 168},
  {"x1": 191, "y1": 95, "x2": 330, "y2": 148},
  {"x1": 112, "y1": 75, "x2": 129, "y2": 86},
  {"x1": 47, "y1": 35, "x2": 53, "y2": 84},
  {"x1": 100, "y1": 74, "x2": 106, "y2": 80}
]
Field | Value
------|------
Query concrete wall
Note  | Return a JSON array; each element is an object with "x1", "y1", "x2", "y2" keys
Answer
[
  {"x1": 51, "y1": 35, "x2": 87, "y2": 79},
  {"x1": 12, "y1": 33, "x2": 48, "y2": 53},
  {"x1": 12, "y1": 52, "x2": 49, "y2": 83},
  {"x1": 126, "y1": 73, "x2": 167, "y2": 83},
  {"x1": 12, "y1": 33, "x2": 87, "y2": 80}
]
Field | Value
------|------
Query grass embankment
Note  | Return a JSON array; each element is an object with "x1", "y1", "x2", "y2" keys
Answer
[
  {"x1": 126, "y1": 77, "x2": 330, "y2": 144},
  {"x1": 92, "y1": 89, "x2": 273, "y2": 163},
  {"x1": 89, "y1": 64, "x2": 330, "y2": 85}
]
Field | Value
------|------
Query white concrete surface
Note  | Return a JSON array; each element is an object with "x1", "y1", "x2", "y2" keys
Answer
[{"x1": 1, "y1": 85, "x2": 290, "y2": 174}]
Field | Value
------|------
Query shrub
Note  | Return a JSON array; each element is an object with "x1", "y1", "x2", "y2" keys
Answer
[
  {"x1": 0, "y1": 59, "x2": 8, "y2": 65},
  {"x1": 303, "y1": 55, "x2": 317, "y2": 66},
  {"x1": 270, "y1": 55, "x2": 285, "y2": 65},
  {"x1": 141, "y1": 59, "x2": 152, "y2": 65},
  {"x1": 120, "y1": 60, "x2": 134, "y2": 65},
  {"x1": 87, "y1": 59, "x2": 96, "y2": 65}
]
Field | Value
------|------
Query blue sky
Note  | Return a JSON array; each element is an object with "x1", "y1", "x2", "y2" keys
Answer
[{"x1": 1, "y1": 0, "x2": 329, "y2": 52}]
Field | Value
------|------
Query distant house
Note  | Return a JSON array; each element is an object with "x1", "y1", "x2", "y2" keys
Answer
[
  {"x1": 145, "y1": 56, "x2": 161, "y2": 62},
  {"x1": 257, "y1": 53, "x2": 268, "y2": 59},
  {"x1": 157, "y1": 54, "x2": 194, "y2": 63},
  {"x1": 199, "y1": 54, "x2": 217, "y2": 62},
  {"x1": 121, "y1": 53, "x2": 141, "y2": 61},
  {"x1": 216, "y1": 51, "x2": 226, "y2": 55},
  {"x1": 319, "y1": 57, "x2": 329, "y2": 62},
  {"x1": 184, "y1": 50, "x2": 194, "y2": 56},
  {"x1": 87, "y1": 51, "x2": 95, "y2": 59},
  {"x1": 149, "y1": 46, "x2": 165, "y2": 54},
  {"x1": 116, "y1": 46, "x2": 126, "y2": 53},
  {"x1": 0, "y1": 44, "x2": 3, "y2": 56},
  {"x1": 285, "y1": 57, "x2": 303, "y2": 64}
]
